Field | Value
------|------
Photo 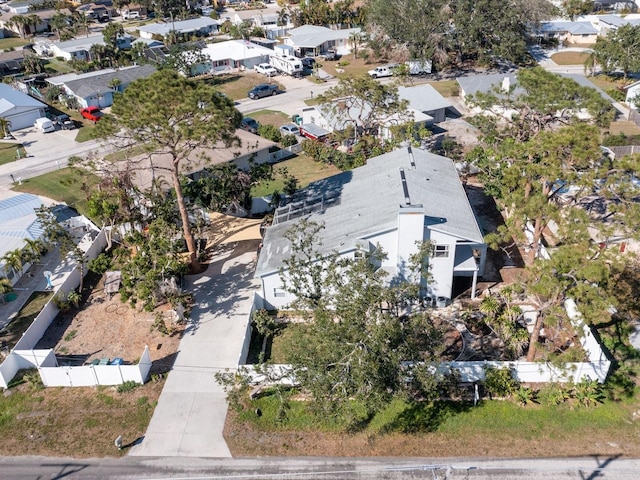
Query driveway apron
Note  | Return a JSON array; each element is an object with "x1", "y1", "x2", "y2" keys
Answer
[{"x1": 129, "y1": 240, "x2": 260, "y2": 457}]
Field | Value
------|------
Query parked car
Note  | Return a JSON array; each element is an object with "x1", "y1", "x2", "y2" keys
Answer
[
  {"x1": 54, "y1": 114, "x2": 75, "y2": 130},
  {"x1": 240, "y1": 117, "x2": 259, "y2": 134},
  {"x1": 279, "y1": 124, "x2": 300, "y2": 136},
  {"x1": 248, "y1": 84, "x2": 279, "y2": 99},
  {"x1": 301, "y1": 57, "x2": 315, "y2": 69},
  {"x1": 34, "y1": 117, "x2": 55, "y2": 133},
  {"x1": 320, "y1": 49, "x2": 337, "y2": 61},
  {"x1": 254, "y1": 63, "x2": 278, "y2": 76},
  {"x1": 80, "y1": 106, "x2": 102, "y2": 123}
]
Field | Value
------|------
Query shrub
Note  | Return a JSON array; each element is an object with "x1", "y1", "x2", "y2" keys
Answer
[
  {"x1": 88, "y1": 253, "x2": 112, "y2": 275},
  {"x1": 117, "y1": 380, "x2": 140, "y2": 393},
  {"x1": 281, "y1": 134, "x2": 298, "y2": 148},
  {"x1": 538, "y1": 382, "x2": 570, "y2": 406},
  {"x1": 258, "y1": 124, "x2": 282, "y2": 143},
  {"x1": 483, "y1": 366, "x2": 519, "y2": 398}
]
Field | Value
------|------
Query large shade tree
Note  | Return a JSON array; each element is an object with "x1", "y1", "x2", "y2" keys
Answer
[
  {"x1": 466, "y1": 67, "x2": 640, "y2": 360},
  {"x1": 367, "y1": 0, "x2": 555, "y2": 67},
  {"x1": 96, "y1": 70, "x2": 242, "y2": 269},
  {"x1": 590, "y1": 24, "x2": 640, "y2": 79}
]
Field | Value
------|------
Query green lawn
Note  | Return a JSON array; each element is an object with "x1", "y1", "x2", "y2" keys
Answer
[
  {"x1": 0, "y1": 142, "x2": 26, "y2": 166},
  {"x1": 427, "y1": 79, "x2": 460, "y2": 97},
  {"x1": 0, "y1": 37, "x2": 30, "y2": 50},
  {"x1": 203, "y1": 73, "x2": 287, "y2": 101},
  {"x1": 251, "y1": 154, "x2": 341, "y2": 197},
  {"x1": 74, "y1": 123, "x2": 98, "y2": 143},
  {"x1": 12, "y1": 167, "x2": 100, "y2": 216},
  {"x1": 0, "y1": 292, "x2": 52, "y2": 351},
  {"x1": 249, "y1": 109, "x2": 290, "y2": 126},
  {"x1": 43, "y1": 57, "x2": 75, "y2": 75}
]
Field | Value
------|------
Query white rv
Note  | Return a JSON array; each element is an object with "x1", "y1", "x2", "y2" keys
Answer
[{"x1": 270, "y1": 54, "x2": 303, "y2": 76}]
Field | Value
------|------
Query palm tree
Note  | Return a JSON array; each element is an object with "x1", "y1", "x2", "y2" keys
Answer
[
  {"x1": 6, "y1": 15, "x2": 29, "y2": 38},
  {"x1": 0, "y1": 117, "x2": 11, "y2": 138},
  {"x1": 349, "y1": 31, "x2": 363, "y2": 60},
  {"x1": 23, "y1": 238, "x2": 45, "y2": 263},
  {"x1": 0, "y1": 277, "x2": 13, "y2": 304},
  {"x1": 50, "y1": 12, "x2": 69, "y2": 40},
  {"x1": 2, "y1": 249, "x2": 24, "y2": 279}
]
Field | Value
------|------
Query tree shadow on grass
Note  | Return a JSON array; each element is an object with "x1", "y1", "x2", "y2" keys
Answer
[{"x1": 380, "y1": 400, "x2": 474, "y2": 434}]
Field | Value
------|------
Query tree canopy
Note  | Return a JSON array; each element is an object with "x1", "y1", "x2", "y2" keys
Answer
[
  {"x1": 264, "y1": 220, "x2": 448, "y2": 423},
  {"x1": 591, "y1": 24, "x2": 640, "y2": 78},
  {"x1": 96, "y1": 70, "x2": 242, "y2": 269},
  {"x1": 366, "y1": 0, "x2": 555, "y2": 67}
]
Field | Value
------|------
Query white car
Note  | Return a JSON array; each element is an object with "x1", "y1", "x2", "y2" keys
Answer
[
  {"x1": 255, "y1": 63, "x2": 278, "y2": 76},
  {"x1": 279, "y1": 124, "x2": 300, "y2": 136}
]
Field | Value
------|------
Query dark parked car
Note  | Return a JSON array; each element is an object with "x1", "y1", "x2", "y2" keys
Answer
[
  {"x1": 301, "y1": 57, "x2": 315, "y2": 69},
  {"x1": 248, "y1": 84, "x2": 279, "y2": 99},
  {"x1": 240, "y1": 117, "x2": 259, "y2": 134},
  {"x1": 54, "y1": 114, "x2": 75, "y2": 130}
]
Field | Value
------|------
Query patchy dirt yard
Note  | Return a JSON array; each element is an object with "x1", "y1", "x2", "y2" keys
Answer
[{"x1": 35, "y1": 282, "x2": 183, "y2": 372}]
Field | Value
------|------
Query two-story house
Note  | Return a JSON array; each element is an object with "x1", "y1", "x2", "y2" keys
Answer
[{"x1": 255, "y1": 146, "x2": 487, "y2": 309}]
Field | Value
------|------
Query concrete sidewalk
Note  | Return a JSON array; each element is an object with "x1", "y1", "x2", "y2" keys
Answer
[{"x1": 129, "y1": 240, "x2": 260, "y2": 458}]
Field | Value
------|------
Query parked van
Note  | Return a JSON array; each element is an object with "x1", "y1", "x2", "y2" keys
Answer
[
  {"x1": 367, "y1": 64, "x2": 399, "y2": 79},
  {"x1": 34, "y1": 117, "x2": 55, "y2": 133}
]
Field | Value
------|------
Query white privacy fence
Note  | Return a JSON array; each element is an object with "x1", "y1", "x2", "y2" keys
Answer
[
  {"x1": 0, "y1": 228, "x2": 153, "y2": 389},
  {"x1": 239, "y1": 295, "x2": 611, "y2": 385}
]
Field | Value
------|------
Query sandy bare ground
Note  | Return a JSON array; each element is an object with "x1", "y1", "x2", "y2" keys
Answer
[{"x1": 35, "y1": 275, "x2": 183, "y2": 373}]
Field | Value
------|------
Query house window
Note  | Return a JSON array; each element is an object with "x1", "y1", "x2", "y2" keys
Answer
[
  {"x1": 354, "y1": 250, "x2": 364, "y2": 260},
  {"x1": 433, "y1": 244, "x2": 449, "y2": 258},
  {"x1": 273, "y1": 288, "x2": 286, "y2": 298}
]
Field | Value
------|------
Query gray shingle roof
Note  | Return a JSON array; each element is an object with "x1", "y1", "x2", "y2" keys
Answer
[
  {"x1": 255, "y1": 147, "x2": 483, "y2": 276},
  {"x1": 398, "y1": 84, "x2": 452, "y2": 113},
  {"x1": 457, "y1": 72, "x2": 614, "y2": 104},
  {"x1": 62, "y1": 64, "x2": 156, "y2": 98}
]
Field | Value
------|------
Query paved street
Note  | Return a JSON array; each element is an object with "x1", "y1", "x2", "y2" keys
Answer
[
  {"x1": 128, "y1": 240, "x2": 260, "y2": 458},
  {"x1": 2, "y1": 455, "x2": 640, "y2": 479}
]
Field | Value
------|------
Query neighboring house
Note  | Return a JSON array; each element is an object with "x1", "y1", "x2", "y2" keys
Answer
[
  {"x1": 190, "y1": 39, "x2": 273, "y2": 76},
  {"x1": 5, "y1": 0, "x2": 44, "y2": 14},
  {"x1": 49, "y1": 33, "x2": 133, "y2": 61},
  {"x1": 46, "y1": 64, "x2": 156, "y2": 108},
  {"x1": 137, "y1": 17, "x2": 219, "y2": 41},
  {"x1": 128, "y1": 129, "x2": 278, "y2": 191},
  {"x1": 625, "y1": 80, "x2": 640, "y2": 109},
  {"x1": 594, "y1": 14, "x2": 640, "y2": 36},
  {"x1": 0, "y1": 83, "x2": 47, "y2": 130},
  {"x1": 255, "y1": 147, "x2": 487, "y2": 309},
  {"x1": 538, "y1": 21, "x2": 600, "y2": 45},
  {"x1": 300, "y1": 101, "x2": 431, "y2": 140},
  {"x1": 230, "y1": 10, "x2": 291, "y2": 39},
  {"x1": 0, "y1": 193, "x2": 45, "y2": 286},
  {"x1": 0, "y1": 50, "x2": 25, "y2": 76},
  {"x1": 457, "y1": 72, "x2": 616, "y2": 115},
  {"x1": 397, "y1": 84, "x2": 453, "y2": 124},
  {"x1": 0, "y1": 9, "x2": 69, "y2": 37},
  {"x1": 284, "y1": 25, "x2": 362, "y2": 57},
  {"x1": 76, "y1": 1, "x2": 116, "y2": 20},
  {"x1": 120, "y1": 3, "x2": 147, "y2": 18}
]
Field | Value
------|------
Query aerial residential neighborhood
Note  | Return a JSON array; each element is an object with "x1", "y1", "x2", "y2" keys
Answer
[{"x1": 1, "y1": 0, "x2": 640, "y2": 477}]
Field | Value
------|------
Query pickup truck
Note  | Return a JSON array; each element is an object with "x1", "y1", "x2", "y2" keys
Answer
[
  {"x1": 320, "y1": 49, "x2": 336, "y2": 61},
  {"x1": 80, "y1": 106, "x2": 102, "y2": 123},
  {"x1": 367, "y1": 64, "x2": 399, "y2": 79},
  {"x1": 247, "y1": 84, "x2": 280, "y2": 99}
]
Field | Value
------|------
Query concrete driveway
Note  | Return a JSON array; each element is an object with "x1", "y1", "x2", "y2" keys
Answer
[{"x1": 129, "y1": 240, "x2": 260, "y2": 458}]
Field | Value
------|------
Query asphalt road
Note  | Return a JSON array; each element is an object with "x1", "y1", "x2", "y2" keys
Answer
[{"x1": 0, "y1": 456, "x2": 639, "y2": 479}]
